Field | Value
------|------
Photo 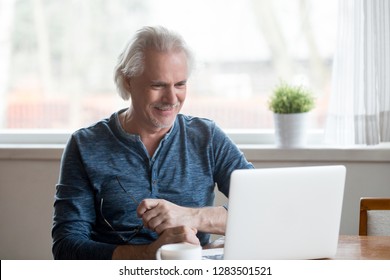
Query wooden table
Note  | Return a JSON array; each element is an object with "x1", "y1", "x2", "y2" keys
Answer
[
  {"x1": 205, "y1": 235, "x2": 390, "y2": 259},
  {"x1": 333, "y1": 235, "x2": 390, "y2": 259}
]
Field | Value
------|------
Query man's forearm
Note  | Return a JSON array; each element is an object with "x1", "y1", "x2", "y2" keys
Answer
[{"x1": 194, "y1": 206, "x2": 227, "y2": 235}]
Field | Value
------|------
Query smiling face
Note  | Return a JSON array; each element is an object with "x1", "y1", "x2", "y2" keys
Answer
[{"x1": 128, "y1": 49, "x2": 188, "y2": 133}]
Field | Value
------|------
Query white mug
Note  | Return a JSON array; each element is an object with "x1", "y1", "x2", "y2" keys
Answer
[{"x1": 156, "y1": 243, "x2": 202, "y2": 260}]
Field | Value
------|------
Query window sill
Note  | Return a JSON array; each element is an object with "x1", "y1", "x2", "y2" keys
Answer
[
  {"x1": 238, "y1": 143, "x2": 390, "y2": 162},
  {"x1": 1, "y1": 143, "x2": 390, "y2": 162},
  {"x1": 1, "y1": 129, "x2": 389, "y2": 162}
]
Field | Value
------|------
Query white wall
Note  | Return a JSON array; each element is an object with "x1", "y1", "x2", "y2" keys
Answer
[
  {"x1": 1, "y1": 146, "x2": 390, "y2": 259},
  {"x1": 0, "y1": 148, "x2": 62, "y2": 260}
]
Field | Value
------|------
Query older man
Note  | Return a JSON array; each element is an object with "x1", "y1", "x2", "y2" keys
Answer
[{"x1": 52, "y1": 26, "x2": 253, "y2": 260}]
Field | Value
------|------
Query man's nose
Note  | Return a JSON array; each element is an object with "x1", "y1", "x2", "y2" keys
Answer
[{"x1": 162, "y1": 85, "x2": 178, "y2": 104}]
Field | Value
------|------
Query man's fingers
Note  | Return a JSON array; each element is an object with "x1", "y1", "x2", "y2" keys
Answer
[
  {"x1": 159, "y1": 226, "x2": 200, "y2": 246},
  {"x1": 137, "y1": 199, "x2": 193, "y2": 234},
  {"x1": 136, "y1": 198, "x2": 160, "y2": 217}
]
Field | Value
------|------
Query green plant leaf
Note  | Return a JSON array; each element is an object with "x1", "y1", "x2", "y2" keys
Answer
[{"x1": 268, "y1": 81, "x2": 315, "y2": 114}]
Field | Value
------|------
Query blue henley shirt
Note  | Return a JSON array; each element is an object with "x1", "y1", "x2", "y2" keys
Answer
[{"x1": 52, "y1": 110, "x2": 253, "y2": 259}]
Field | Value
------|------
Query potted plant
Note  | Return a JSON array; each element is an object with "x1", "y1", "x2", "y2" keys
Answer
[{"x1": 268, "y1": 81, "x2": 315, "y2": 148}]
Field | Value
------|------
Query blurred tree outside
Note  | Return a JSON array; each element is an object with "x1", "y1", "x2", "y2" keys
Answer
[{"x1": 0, "y1": 0, "x2": 337, "y2": 130}]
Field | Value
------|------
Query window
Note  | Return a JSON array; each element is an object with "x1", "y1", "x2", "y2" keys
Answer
[{"x1": 0, "y1": 0, "x2": 337, "y2": 135}]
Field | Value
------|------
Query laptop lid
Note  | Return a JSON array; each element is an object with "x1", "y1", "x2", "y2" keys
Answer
[{"x1": 223, "y1": 165, "x2": 346, "y2": 260}]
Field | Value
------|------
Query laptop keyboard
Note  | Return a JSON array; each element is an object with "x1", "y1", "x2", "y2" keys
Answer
[{"x1": 203, "y1": 253, "x2": 224, "y2": 260}]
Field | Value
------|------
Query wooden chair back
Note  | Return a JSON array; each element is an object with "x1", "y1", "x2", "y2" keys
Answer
[{"x1": 359, "y1": 197, "x2": 390, "y2": 236}]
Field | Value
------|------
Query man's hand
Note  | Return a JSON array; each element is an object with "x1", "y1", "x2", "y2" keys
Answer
[
  {"x1": 113, "y1": 199, "x2": 228, "y2": 259},
  {"x1": 154, "y1": 226, "x2": 200, "y2": 247},
  {"x1": 112, "y1": 225, "x2": 200, "y2": 259},
  {"x1": 137, "y1": 199, "x2": 197, "y2": 234}
]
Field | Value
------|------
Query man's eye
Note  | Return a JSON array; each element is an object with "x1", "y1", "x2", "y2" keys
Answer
[
  {"x1": 175, "y1": 82, "x2": 186, "y2": 88},
  {"x1": 151, "y1": 84, "x2": 164, "y2": 89}
]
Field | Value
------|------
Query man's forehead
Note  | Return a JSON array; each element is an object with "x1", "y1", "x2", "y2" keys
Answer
[{"x1": 141, "y1": 50, "x2": 188, "y2": 77}]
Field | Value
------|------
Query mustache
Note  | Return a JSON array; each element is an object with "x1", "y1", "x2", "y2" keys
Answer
[{"x1": 153, "y1": 102, "x2": 181, "y2": 110}]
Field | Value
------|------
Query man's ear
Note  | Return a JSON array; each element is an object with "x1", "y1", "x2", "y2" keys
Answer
[{"x1": 124, "y1": 77, "x2": 132, "y2": 93}]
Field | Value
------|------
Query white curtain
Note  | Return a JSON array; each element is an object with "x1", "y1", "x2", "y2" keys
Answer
[{"x1": 324, "y1": 0, "x2": 390, "y2": 145}]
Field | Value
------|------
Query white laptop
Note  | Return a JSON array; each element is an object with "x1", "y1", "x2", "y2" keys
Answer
[{"x1": 203, "y1": 165, "x2": 346, "y2": 260}]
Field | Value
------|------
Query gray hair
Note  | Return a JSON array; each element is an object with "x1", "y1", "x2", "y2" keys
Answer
[{"x1": 114, "y1": 26, "x2": 195, "y2": 100}]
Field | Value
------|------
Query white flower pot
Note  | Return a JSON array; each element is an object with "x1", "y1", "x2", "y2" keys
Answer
[{"x1": 273, "y1": 113, "x2": 309, "y2": 148}]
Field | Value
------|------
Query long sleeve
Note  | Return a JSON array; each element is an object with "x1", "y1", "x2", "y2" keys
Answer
[{"x1": 52, "y1": 136, "x2": 116, "y2": 259}]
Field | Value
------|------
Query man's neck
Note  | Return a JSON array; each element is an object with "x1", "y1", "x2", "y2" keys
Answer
[{"x1": 120, "y1": 108, "x2": 173, "y2": 156}]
